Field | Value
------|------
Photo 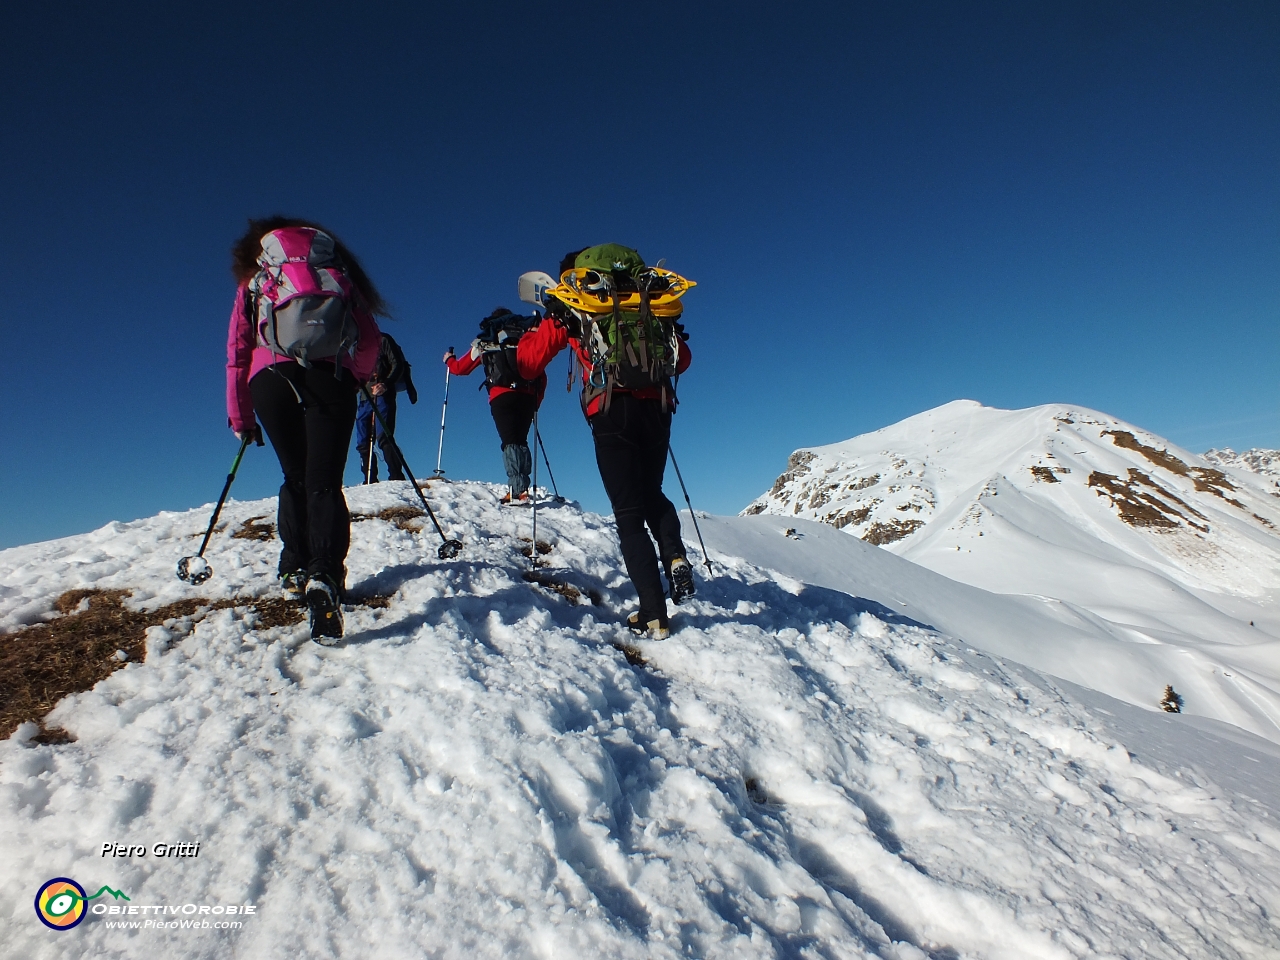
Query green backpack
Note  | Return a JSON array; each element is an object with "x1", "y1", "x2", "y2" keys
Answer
[
  {"x1": 574, "y1": 243, "x2": 646, "y2": 279},
  {"x1": 573, "y1": 245, "x2": 681, "y2": 409}
]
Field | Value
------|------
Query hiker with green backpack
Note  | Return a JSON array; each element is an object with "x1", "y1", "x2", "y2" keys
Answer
[{"x1": 516, "y1": 244, "x2": 696, "y2": 639}]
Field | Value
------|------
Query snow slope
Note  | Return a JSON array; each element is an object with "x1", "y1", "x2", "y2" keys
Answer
[
  {"x1": 2, "y1": 482, "x2": 1279, "y2": 958},
  {"x1": 742, "y1": 401, "x2": 1280, "y2": 743}
]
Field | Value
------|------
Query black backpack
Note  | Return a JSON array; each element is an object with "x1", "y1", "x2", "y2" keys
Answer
[
  {"x1": 376, "y1": 333, "x2": 418, "y2": 403},
  {"x1": 476, "y1": 309, "x2": 539, "y2": 390}
]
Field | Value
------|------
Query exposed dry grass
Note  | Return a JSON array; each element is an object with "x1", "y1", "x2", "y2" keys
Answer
[
  {"x1": 519, "y1": 539, "x2": 553, "y2": 558},
  {"x1": 1088, "y1": 471, "x2": 1182, "y2": 529},
  {"x1": 521, "y1": 570, "x2": 602, "y2": 606},
  {"x1": 1125, "y1": 469, "x2": 1207, "y2": 523},
  {"x1": 231, "y1": 515, "x2": 276, "y2": 541},
  {"x1": 2, "y1": 587, "x2": 393, "y2": 742},
  {"x1": 351, "y1": 506, "x2": 426, "y2": 532},
  {"x1": 1103, "y1": 431, "x2": 1250, "y2": 515},
  {"x1": 1, "y1": 591, "x2": 239, "y2": 742},
  {"x1": 610, "y1": 642, "x2": 648, "y2": 667},
  {"x1": 1104, "y1": 430, "x2": 1192, "y2": 477}
]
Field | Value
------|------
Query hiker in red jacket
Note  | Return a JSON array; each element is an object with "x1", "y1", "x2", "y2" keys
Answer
[
  {"x1": 445, "y1": 308, "x2": 547, "y2": 503},
  {"x1": 516, "y1": 265, "x2": 695, "y2": 639}
]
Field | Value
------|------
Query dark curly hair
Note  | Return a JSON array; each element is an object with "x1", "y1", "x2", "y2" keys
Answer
[{"x1": 231, "y1": 216, "x2": 391, "y2": 317}]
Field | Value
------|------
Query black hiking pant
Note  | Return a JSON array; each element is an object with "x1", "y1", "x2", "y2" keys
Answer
[
  {"x1": 250, "y1": 361, "x2": 358, "y2": 588},
  {"x1": 589, "y1": 394, "x2": 686, "y2": 624},
  {"x1": 490, "y1": 391, "x2": 537, "y2": 495}
]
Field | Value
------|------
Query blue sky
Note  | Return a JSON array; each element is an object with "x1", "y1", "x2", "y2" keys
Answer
[{"x1": 2, "y1": 1, "x2": 1276, "y2": 549}]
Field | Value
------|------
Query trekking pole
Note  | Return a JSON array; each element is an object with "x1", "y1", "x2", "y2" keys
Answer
[
  {"x1": 359, "y1": 384, "x2": 463, "y2": 560},
  {"x1": 433, "y1": 351, "x2": 452, "y2": 477},
  {"x1": 534, "y1": 424, "x2": 563, "y2": 501},
  {"x1": 530, "y1": 411, "x2": 539, "y2": 567},
  {"x1": 366, "y1": 407, "x2": 376, "y2": 484},
  {"x1": 668, "y1": 446, "x2": 713, "y2": 576},
  {"x1": 177, "y1": 433, "x2": 257, "y2": 583}
]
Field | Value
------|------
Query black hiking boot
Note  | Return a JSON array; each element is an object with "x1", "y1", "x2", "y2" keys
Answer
[
  {"x1": 668, "y1": 557, "x2": 696, "y2": 604},
  {"x1": 306, "y1": 574, "x2": 344, "y2": 644}
]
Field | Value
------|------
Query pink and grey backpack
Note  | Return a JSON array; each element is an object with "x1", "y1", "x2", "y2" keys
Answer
[{"x1": 247, "y1": 227, "x2": 361, "y2": 368}]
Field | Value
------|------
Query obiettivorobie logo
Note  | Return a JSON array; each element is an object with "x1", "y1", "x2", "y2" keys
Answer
[{"x1": 35, "y1": 878, "x2": 130, "y2": 931}]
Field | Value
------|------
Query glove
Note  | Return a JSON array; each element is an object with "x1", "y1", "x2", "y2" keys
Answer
[
  {"x1": 550, "y1": 306, "x2": 582, "y2": 341},
  {"x1": 672, "y1": 320, "x2": 689, "y2": 343},
  {"x1": 442, "y1": 348, "x2": 455, "y2": 363},
  {"x1": 235, "y1": 424, "x2": 264, "y2": 446}
]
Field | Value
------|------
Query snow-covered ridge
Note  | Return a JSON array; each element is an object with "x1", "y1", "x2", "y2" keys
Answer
[
  {"x1": 2, "y1": 481, "x2": 1280, "y2": 957},
  {"x1": 745, "y1": 401, "x2": 1278, "y2": 566}
]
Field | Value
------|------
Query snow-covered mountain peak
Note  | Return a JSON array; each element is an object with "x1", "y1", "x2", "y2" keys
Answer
[{"x1": 744, "y1": 400, "x2": 1280, "y2": 596}]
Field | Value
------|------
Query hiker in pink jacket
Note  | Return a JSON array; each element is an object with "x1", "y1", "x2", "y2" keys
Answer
[{"x1": 225, "y1": 217, "x2": 383, "y2": 641}]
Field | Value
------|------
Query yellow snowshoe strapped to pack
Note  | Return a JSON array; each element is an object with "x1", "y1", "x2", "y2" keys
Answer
[
  {"x1": 550, "y1": 268, "x2": 695, "y2": 317},
  {"x1": 545, "y1": 244, "x2": 695, "y2": 413}
]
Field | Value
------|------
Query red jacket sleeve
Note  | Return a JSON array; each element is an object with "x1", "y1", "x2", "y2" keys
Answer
[
  {"x1": 446, "y1": 350, "x2": 483, "y2": 376},
  {"x1": 516, "y1": 319, "x2": 569, "y2": 381},
  {"x1": 226, "y1": 285, "x2": 256, "y2": 433}
]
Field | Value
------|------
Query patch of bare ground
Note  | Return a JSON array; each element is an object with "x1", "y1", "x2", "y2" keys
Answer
[
  {"x1": 1125, "y1": 469, "x2": 1208, "y2": 524},
  {"x1": 1088, "y1": 471, "x2": 1190, "y2": 529},
  {"x1": 521, "y1": 570, "x2": 601, "y2": 606},
  {"x1": 742, "y1": 502, "x2": 766, "y2": 515},
  {"x1": 1105, "y1": 430, "x2": 1250, "y2": 512},
  {"x1": 1029, "y1": 466, "x2": 1059, "y2": 483},
  {"x1": 862, "y1": 519, "x2": 925, "y2": 545},
  {"x1": 351, "y1": 506, "x2": 426, "y2": 531},
  {"x1": 1254, "y1": 514, "x2": 1276, "y2": 530},
  {"x1": 610, "y1": 642, "x2": 648, "y2": 667},
  {"x1": 769, "y1": 451, "x2": 816, "y2": 496},
  {"x1": 1, "y1": 588, "x2": 394, "y2": 742},
  {"x1": 231, "y1": 515, "x2": 276, "y2": 541},
  {"x1": 744, "y1": 777, "x2": 782, "y2": 806},
  {"x1": 1, "y1": 590, "x2": 236, "y2": 742},
  {"x1": 1104, "y1": 430, "x2": 1191, "y2": 476},
  {"x1": 519, "y1": 539, "x2": 553, "y2": 558}
]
